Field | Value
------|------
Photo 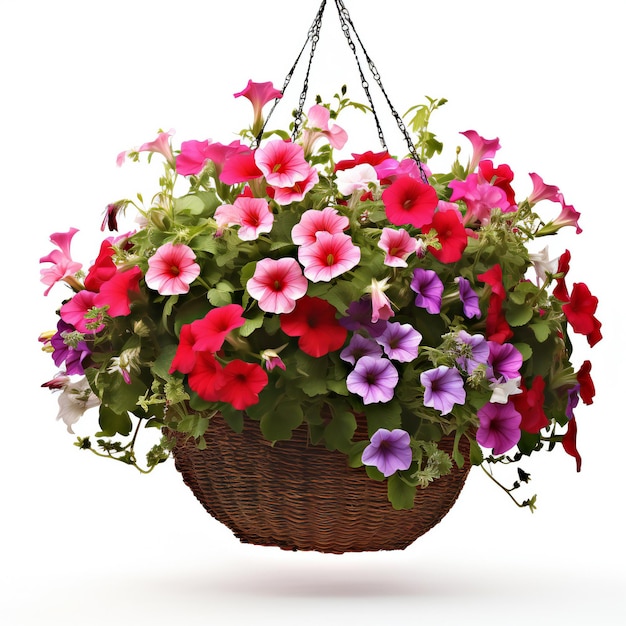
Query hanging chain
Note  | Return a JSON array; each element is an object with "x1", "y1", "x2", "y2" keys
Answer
[
  {"x1": 253, "y1": 0, "x2": 327, "y2": 148},
  {"x1": 333, "y1": 0, "x2": 428, "y2": 183}
]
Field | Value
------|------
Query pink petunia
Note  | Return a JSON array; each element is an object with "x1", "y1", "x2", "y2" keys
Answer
[
  {"x1": 145, "y1": 242, "x2": 201, "y2": 295},
  {"x1": 460, "y1": 130, "x2": 501, "y2": 173},
  {"x1": 246, "y1": 257, "x2": 308, "y2": 314},
  {"x1": 300, "y1": 104, "x2": 348, "y2": 155},
  {"x1": 234, "y1": 80, "x2": 282, "y2": 133},
  {"x1": 117, "y1": 129, "x2": 175, "y2": 167},
  {"x1": 40, "y1": 228, "x2": 83, "y2": 295},
  {"x1": 60, "y1": 290, "x2": 104, "y2": 333},
  {"x1": 215, "y1": 197, "x2": 274, "y2": 241},
  {"x1": 527, "y1": 172, "x2": 561, "y2": 205},
  {"x1": 291, "y1": 207, "x2": 349, "y2": 246},
  {"x1": 272, "y1": 166, "x2": 319, "y2": 205},
  {"x1": 298, "y1": 231, "x2": 361, "y2": 282},
  {"x1": 368, "y1": 277, "x2": 394, "y2": 323},
  {"x1": 449, "y1": 174, "x2": 511, "y2": 225},
  {"x1": 254, "y1": 140, "x2": 312, "y2": 188},
  {"x1": 378, "y1": 227, "x2": 419, "y2": 267}
]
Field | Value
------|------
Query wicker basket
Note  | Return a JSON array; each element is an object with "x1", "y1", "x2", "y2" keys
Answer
[{"x1": 171, "y1": 415, "x2": 471, "y2": 553}]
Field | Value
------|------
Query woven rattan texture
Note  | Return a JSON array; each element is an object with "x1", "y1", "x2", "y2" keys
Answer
[{"x1": 172, "y1": 416, "x2": 471, "y2": 553}]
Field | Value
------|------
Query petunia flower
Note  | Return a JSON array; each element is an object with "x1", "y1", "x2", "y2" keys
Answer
[
  {"x1": 271, "y1": 166, "x2": 319, "y2": 205},
  {"x1": 334, "y1": 150, "x2": 391, "y2": 171},
  {"x1": 562, "y1": 417, "x2": 582, "y2": 471},
  {"x1": 300, "y1": 104, "x2": 348, "y2": 156},
  {"x1": 529, "y1": 245, "x2": 558, "y2": 284},
  {"x1": 214, "y1": 359, "x2": 268, "y2": 410},
  {"x1": 423, "y1": 209, "x2": 468, "y2": 263},
  {"x1": 335, "y1": 163, "x2": 379, "y2": 196},
  {"x1": 280, "y1": 296, "x2": 347, "y2": 357},
  {"x1": 346, "y1": 356, "x2": 399, "y2": 404},
  {"x1": 361, "y1": 428, "x2": 413, "y2": 476},
  {"x1": 455, "y1": 330, "x2": 489, "y2": 375},
  {"x1": 55, "y1": 376, "x2": 100, "y2": 434},
  {"x1": 460, "y1": 130, "x2": 501, "y2": 173},
  {"x1": 291, "y1": 207, "x2": 349, "y2": 246},
  {"x1": 234, "y1": 80, "x2": 282, "y2": 135},
  {"x1": 339, "y1": 297, "x2": 387, "y2": 337},
  {"x1": 189, "y1": 304, "x2": 247, "y2": 354},
  {"x1": 375, "y1": 322, "x2": 422, "y2": 363},
  {"x1": 117, "y1": 129, "x2": 175, "y2": 168},
  {"x1": 378, "y1": 227, "x2": 419, "y2": 267},
  {"x1": 40, "y1": 228, "x2": 83, "y2": 295},
  {"x1": 421, "y1": 366, "x2": 466, "y2": 415},
  {"x1": 487, "y1": 342, "x2": 523, "y2": 382},
  {"x1": 215, "y1": 196, "x2": 274, "y2": 241},
  {"x1": 449, "y1": 174, "x2": 511, "y2": 225},
  {"x1": 478, "y1": 160, "x2": 516, "y2": 207},
  {"x1": 298, "y1": 231, "x2": 360, "y2": 282},
  {"x1": 60, "y1": 290, "x2": 104, "y2": 334},
  {"x1": 93, "y1": 266, "x2": 142, "y2": 318},
  {"x1": 381, "y1": 174, "x2": 438, "y2": 228},
  {"x1": 576, "y1": 360, "x2": 595, "y2": 405},
  {"x1": 562, "y1": 282, "x2": 602, "y2": 347},
  {"x1": 187, "y1": 351, "x2": 224, "y2": 402},
  {"x1": 489, "y1": 376, "x2": 523, "y2": 404},
  {"x1": 477, "y1": 401, "x2": 521, "y2": 455},
  {"x1": 246, "y1": 257, "x2": 308, "y2": 314},
  {"x1": 456, "y1": 276, "x2": 481, "y2": 318},
  {"x1": 527, "y1": 172, "x2": 561, "y2": 205},
  {"x1": 145, "y1": 242, "x2": 201, "y2": 295},
  {"x1": 512, "y1": 376, "x2": 549, "y2": 433},
  {"x1": 254, "y1": 139, "x2": 312, "y2": 188},
  {"x1": 219, "y1": 149, "x2": 264, "y2": 185},
  {"x1": 410, "y1": 268, "x2": 444, "y2": 314},
  {"x1": 340, "y1": 334, "x2": 383, "y2": 365},
  {"x1": 51, "y1": 320, "x2": 92, "y2": 376},
  {"x1": 366, "y1": 277, "x2": 394, "y2": 323}
]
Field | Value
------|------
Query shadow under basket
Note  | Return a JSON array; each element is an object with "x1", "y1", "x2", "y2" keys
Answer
[{"x1": 171, "y1": 416, "x2": 471, "y2": 554}]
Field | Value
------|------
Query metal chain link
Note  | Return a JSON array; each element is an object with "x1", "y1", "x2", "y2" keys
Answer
[
  {"x1": 253, "y1": 0, "x2": 327, "y2": 148},
  {"x1": 333, "y1": 0, "x2": 428, "y2": 183}
]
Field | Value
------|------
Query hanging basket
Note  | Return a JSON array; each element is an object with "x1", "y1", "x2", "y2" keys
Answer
[{"x1": 170, "y1": 415, "x2": 472, "y2": 553}]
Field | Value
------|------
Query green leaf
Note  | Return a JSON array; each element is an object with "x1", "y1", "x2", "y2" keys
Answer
[
  {"x1": 259, "y1": 401, "x2": 304, "y2": 442},
  {"x1": 506, "y1": 303, "x2": 534, "y2": 327},
  {"x1": 347, "y1": 440, "x2": 368, "y2": 467},
  {"x1": 324, "y1": 409, "x2": 357, "y2": 452},
  {"x1": 363, "y1": 400, "x2": 402, "y2": 435},
  {"x1": 387, "y1": 474, "x2": 416, "y2": 510},
  {"x1": 469, "y1": 439, "x2": 484, "y2": 465},
  {"x1": 177, "y1": 414, "x2": 210, "y2": 439},
  {"x1": 514, "y1": 342, "x2": 533, "y2": 361},
  {"x1": 530, "y1": 322, "x2": 551, "y2": 342},
  {"x1": 97, "y1": 406, "x2": 132, "y2": 437},
  {"x1": 219, "y1": 405, "x2": 244, "y2": 433}
]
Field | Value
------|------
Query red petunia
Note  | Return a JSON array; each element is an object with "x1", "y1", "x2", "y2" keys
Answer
[
  {"x1": 190, "y1": 304, "x2": 246, "y2": 353},
  {"x1": 84, "y1": 241, "x2": 117, "y2": 292},
  {"x1": 93, "y1": 266, "x2": 142, "y2": 317},
  {"x1": 334, "y1": 150, "x2": 391, "y2": 172},
  {"x1": 553, "y1": 249, "x2": 571, "y2": 302},
  {"x1": 478, "y1": 264, "x2": 506, "y2": 299},
  {"x1": 381, "y1": 175, "x2": 438, "y2": 229},
  {"x1": 479, "y1": 160, "x2": 516, "y2": 206},
  {"x1": 562, "y1": 282, "x2": 602, "y2": 347},
  {"x1": 215, "y1": 360, "x2": 268, "y2": 410},
  {"x1": 513, "y1": 376, "x2": 549, "y2": 434},
  {"x1": 280, "y1": 296, "x2": 348, "y2": 357},
  {"x1": 562, "y1": 417, "x2": 582, "y2": 472},
  {"x1": 187, "y1": 351, "x2": 224, "y2": 402},
  {"x1": 576, "y1": 360, "x2": 595, "y2": 405},
  {"x1": 484, "y1": 295, "x2": 513, "y2": 344},
  {"x1": 422, "y1": 210, "x2": 468, "y2": 263}
]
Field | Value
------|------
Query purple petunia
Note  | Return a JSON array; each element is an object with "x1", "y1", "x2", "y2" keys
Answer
[
  {"x1": 340, "y1": 333, "x2": 383, "y2": 365},
  {"x1": 487, "y1": 342, "x2": 523, "y2": 382},
  {"x1": 340, "y1": 297, "x2": 387, "y2": 337},
  {"x1": 455, "y1": 330, "x2": 489, "y2": 374},
  {"x1": 346, "y1": 356, "x2": 399, "y2": 404},
  {"x1": 410, "y1": 268, "x2": 444, "y2": 314},
  {"x1": 51, "y1": 320, "x2": 92, "y2": 376},
  {"x1": 456, "y1": 276, "x2": 481, "y2": 318},
  {"x1": 420, "y1": 365, "x2": 466, "y2": 415},
  {"x1": 477, "y1": 400, "x2": 521, "y2": 455},
  {"x1": 362, "y1": 428, "x2": 413, "y2": 476},
  {"x1": 376, "y1": 322, "x2": 422, "y2": 363}
]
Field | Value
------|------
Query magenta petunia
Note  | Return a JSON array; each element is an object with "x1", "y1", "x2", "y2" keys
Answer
[
  {"x1": 234, "y1": 80, "x2": 282, "y2": 132},
  {"x1": 246, "y1": 257, "x2": 308, "y2": 314},
  {"x1": 298, "y1": 231, "x2": 360, "y2": 282},
  {"x1": 60, "y1": 290, "x2": 104, "y2": 334},
  {"x1": 487, "y1": 342, "x2": 523, "y2": 382},
  {"x1": 361, "y1": 428, "x2": 413, "y2": 477},
  {"x1": 93, "y1": 266, "x2": 142, "y2": 317},
  {"x1": 421, "y1": 366, "x2": 466, "y2": 415},
  {"x1": 477, "y1": 401, "x2": 521, "y2": 455},
  {"x1": 145, "y1": 242, "x2": 201, "y2": 295},
  {"x1": 460, "y1": 130, "x2": 501, "y2": 173}
]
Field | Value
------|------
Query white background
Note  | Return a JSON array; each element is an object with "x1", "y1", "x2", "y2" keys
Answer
[{"x1": 1, "y1": 0, "x2": 624, "y2": 624}]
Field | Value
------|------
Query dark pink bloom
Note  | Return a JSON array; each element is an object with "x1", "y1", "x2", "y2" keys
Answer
[
  {"x1": 460, "y1": 130, "x2": 501, "y2": 172},
  {"x1": 219, "y1": 149, "x2": 263, "y2": 185},
  {"x1": 478, "y1": 160, "x2": 516, "y2": 207},
  {"x1": 60, "y1": 290, "x2": 103, "y2": 333},
  {"x1": 40, "y1": 228, "x2": 83, "y2": 295},
  {"x1": 527, "y1": 172, "x2": 561, "y2": 205},
  {"x1": 449, "y1": 174, "x2": 512, "y2": 225},
  {"x1": 176, "y1": 139, "x2": 214, "y2": 176},
  {"x1": 234, "y1": 80, "x2": 282, "y2": 133},
  {"x1": 477, "y1": 401, "x2": 521, "y2": 455}
]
